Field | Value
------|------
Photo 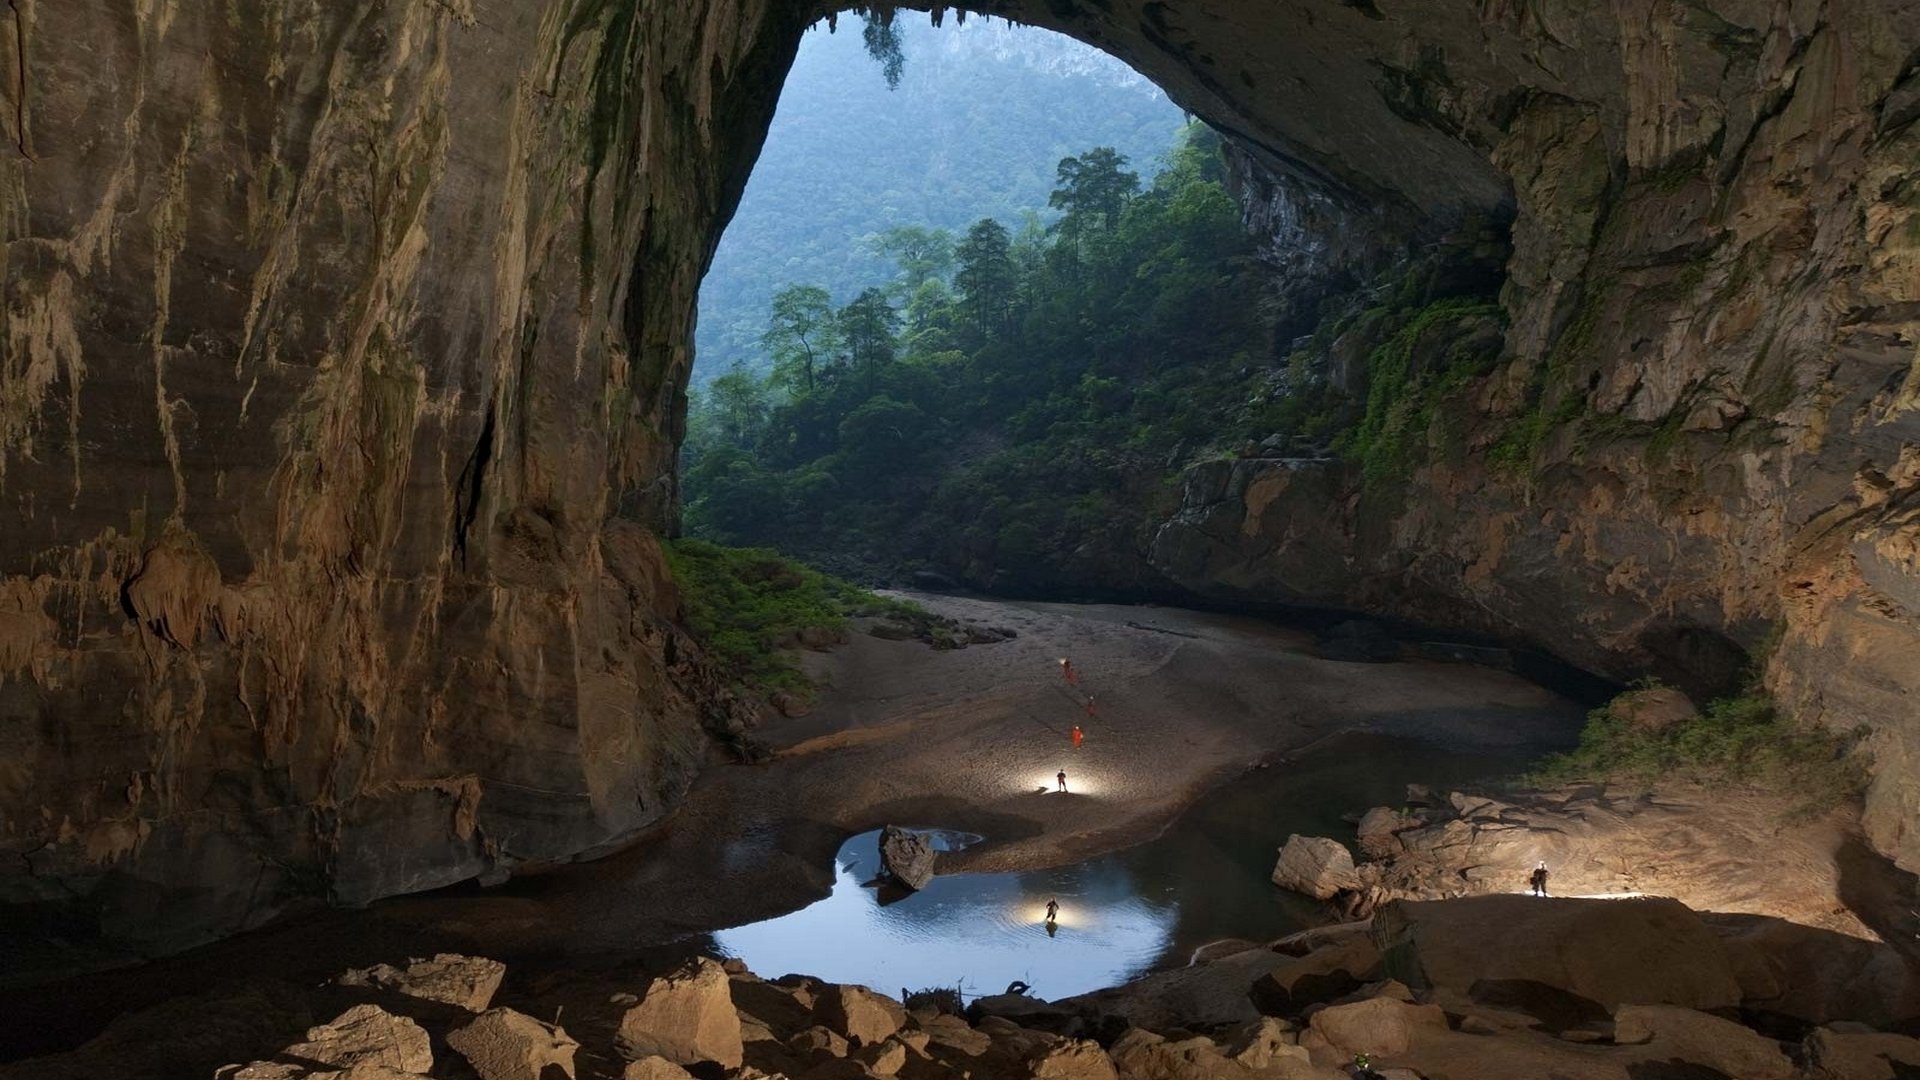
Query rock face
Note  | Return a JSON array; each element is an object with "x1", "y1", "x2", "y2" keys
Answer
[
  {"x1": 878, "y1": 826, "x2": 937, "y2": 891},
  {"x1": 6, "y1": 0, "x2": 1920, "y2": 963}
]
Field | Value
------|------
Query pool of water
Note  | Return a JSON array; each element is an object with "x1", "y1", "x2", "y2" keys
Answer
[{"x1": 713, "y1": 732, "x2": 1557, "y2": 1001}]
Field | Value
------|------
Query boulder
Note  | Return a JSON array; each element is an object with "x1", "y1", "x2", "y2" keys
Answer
[
  {"x1": 217, "y1": 1066, "x2": 422, "y2": 1080},
  {"x1": 1024, "y1": 1038, "x2": 1119, "y2": 1080},
  {"x1": 1271, "y1": 836, "x2": 1361, "y2": 900},
  {"x1": 1605, "y1": 686, "x2": 1697, "y2": 733},
  {"x1": 1303, "y1": 996, "x2": 1445, "y2": 1059},
  {"x1": 851, "y1": 1037, "x2": 911, "y2": 1076},
  {"x1": 1106, "y1": 1028, "x2": 1260, "y2": 1080},
  {"x1": 617, "y1": 957, "x2": 746, "y2": 1068},
  {"x1": 278, "y1": 1005, "x2": 433, "y2": 1075},
  {"x1": 1803, "y1": 1027, "x2": 1920, "y2": 1079},
  {"x1": 1372, "y1": 896, "x2": 1742, "y2": 1013},
  {"x1": 920, "y1": 1013, "x2": 992, "y2": 1057},
  {"x1": 446, "y1": 1008, "x2": 579, "y2": 1080},
  {"x1": 1222, "y1": 1017, "x2": 1307, "y2": 1070},
  {"x1": 789, "y1": 1025, "x2": 851, "y2": 1061},
  {"x1": 336, "y1": 953, "x2": 506, "y2": 1013},
  {"x1": 1355, "y1": 807, "x2": 1409, "y2": 859},
  {"x1": 1611, "y1": 1005, "x2": 1792, "y2": 1080},
  {"x1": 813, "y1": 984, "x2": 908, "y2": 1047},
  {"x1": 878, "y1": 826, "x2": 937, "y2": 891},
  {"x1": 1249, "y1": 931, "x2": 1380, "y2": 1016},
  {"x1": 621, "y1": 1059, "x2": 696, "y2": 1080}
]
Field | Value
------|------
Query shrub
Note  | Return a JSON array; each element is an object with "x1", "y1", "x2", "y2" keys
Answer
[
  {"x1": 1529, "y1": 690, "x2": 1868, "y2": 818},
  {"x1": 664, "y1": 538, "x2": 925, "y2": 699}
]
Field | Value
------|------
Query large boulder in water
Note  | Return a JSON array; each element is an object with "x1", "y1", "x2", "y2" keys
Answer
[
  {"x1": 878, "y1": 825, "x2": 937, "y2": 890},
  {"x1": 1271, "y1": 835, "x2": 1361, "y2": 900}
]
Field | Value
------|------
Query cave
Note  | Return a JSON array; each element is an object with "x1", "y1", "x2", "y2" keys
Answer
[{"x1": 4, "y1": 0, "x2": 1920, "y2": 1074}]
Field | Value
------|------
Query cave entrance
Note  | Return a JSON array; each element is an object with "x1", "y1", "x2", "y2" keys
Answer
[{"x1": 682, "y1": 13, "x2": 1284, "y2": 598}]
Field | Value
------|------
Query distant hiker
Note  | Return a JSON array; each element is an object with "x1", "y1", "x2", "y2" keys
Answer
[
  {"x1": 1083, "y1": 695, "x2": 1097, "y2": 719},
  {"x1": 1529, "y1": 861, "x2": 1549, "y2": 897},
  {"x1": 1045, "y1": 898, "x2": 1059, "y2": 922},
  {"x1": 1070, "y1": 725, "x2": 1084, "y2": 749},
  {"x1": 1059, "y1": 657, "x2": 1078, "y2": 686},
  {"x1": 1057, "y1": 770, "x2": 1068, "y2": 793}
]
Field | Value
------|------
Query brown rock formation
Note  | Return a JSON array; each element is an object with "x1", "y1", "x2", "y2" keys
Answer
[{"x1": 4, "y1": 0, "x2": 1919, "y2": 964}]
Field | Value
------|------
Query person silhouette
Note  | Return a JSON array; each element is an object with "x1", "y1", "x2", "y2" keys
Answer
[
  {"x1": 1056, "y1": 770, "x2": 1068, "y2": 793},
  {"x1": 1045, "y1": 898, "x2": 1059, "y2": 923},
  {"x1": 1529, "y1": 861, "x2": 1549, "y2": 897}
]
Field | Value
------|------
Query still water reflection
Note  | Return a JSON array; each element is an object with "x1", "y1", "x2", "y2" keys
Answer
[{"x1": 715, "y1": 733, "x2": 1557, "y2": 1001}]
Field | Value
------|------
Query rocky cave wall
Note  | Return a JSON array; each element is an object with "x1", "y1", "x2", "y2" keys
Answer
[
  {"x1": 2, "y1": 0, "x2": 1918, "y2": 970},
  {"x1": 0, "y1": 0, "x2": 802, "y2": 973}
]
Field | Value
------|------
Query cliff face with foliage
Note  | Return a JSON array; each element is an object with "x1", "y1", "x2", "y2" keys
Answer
[{"x1": 3, "y1": 0, "x2": 1918, "y2": 966}]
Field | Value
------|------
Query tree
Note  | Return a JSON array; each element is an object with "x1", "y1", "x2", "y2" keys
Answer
[
  {"x1": 1049, "y1": 147, "x2": 1139, "y2": 231},
  {"x1": 763, "y1": 285, "x2": 838, "y2": 392},
  {"x1": 838, "y1": 287, "x2": 900, "y2": 395},
  {"x1": 954, "y1": 218, "x2": 1015, "y2": 337},
  {"x1": 705, "y1": 365, "x2": 770, "y2": 447},
  {"x1": 871, "y1": 225, "x2": 954, "y2": 291}
]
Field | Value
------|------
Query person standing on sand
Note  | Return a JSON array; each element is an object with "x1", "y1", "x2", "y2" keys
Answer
[
  {"x1": 1057, "y1": 770, "x2": 1068, "y2": 793},
  {"x1": 1529, "y1": 861, "x2": 1550, "y2": 897},
  {"x1": 1059, "y1": 658, "x2": 1078, "y2": 686},
  {"x1": 1083, "y1": 695, "x2": 1097, "y2": 720},
  {"x1": 1070, "y1": 725, "x2": 1084, "y2": 749}
]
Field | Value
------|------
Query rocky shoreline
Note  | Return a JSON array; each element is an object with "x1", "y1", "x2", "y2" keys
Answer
[{"x1": 11, "y1": 886, "x2": 1918, "y2": 1080}]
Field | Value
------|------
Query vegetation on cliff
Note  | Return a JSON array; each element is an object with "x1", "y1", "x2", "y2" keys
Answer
[
  {"x1": 682, "y1": 127, "x2": 1272, "y2": 592},
  {"x1": 1532, "y1": 686, "x2": 1868, "y2": 815},
  {"x1": 664, "y1": 539, "x2": 924, "y2": 699}
]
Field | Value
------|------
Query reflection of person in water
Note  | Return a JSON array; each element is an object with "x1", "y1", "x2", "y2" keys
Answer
[{"x1": 1046, "y1": 919, "x2": 1058, "y2": 938}]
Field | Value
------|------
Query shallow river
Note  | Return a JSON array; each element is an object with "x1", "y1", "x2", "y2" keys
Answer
[{"x1": 711, "y1": 732, "x2": 1554, "y2": 1001}]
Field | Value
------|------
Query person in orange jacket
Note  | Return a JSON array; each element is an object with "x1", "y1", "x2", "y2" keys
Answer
[
  {"x1": 1059, "y1": 657, "x2": 1078, "y2": 685},
  {"x1": 1070, "y1": 724, "x2": 1084, "y2": 749}
]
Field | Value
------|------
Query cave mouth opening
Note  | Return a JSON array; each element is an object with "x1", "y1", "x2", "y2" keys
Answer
[{"x1": 680, "y1": 10, "x2": 1264, "y2": 599}]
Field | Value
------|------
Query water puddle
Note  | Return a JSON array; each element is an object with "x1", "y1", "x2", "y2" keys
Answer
[{"x1": 714, "y1": 732, "x2": 1555, "y2": 1001}]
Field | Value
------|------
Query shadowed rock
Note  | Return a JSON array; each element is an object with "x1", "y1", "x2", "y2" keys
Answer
[{"x1": 878, "y1": 826, "x2": 937, "y2": 891}]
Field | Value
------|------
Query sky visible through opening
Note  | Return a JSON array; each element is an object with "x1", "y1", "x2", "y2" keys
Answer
[{"x1": 692, "y1": 17, "x2": 1188, "y2": 386}]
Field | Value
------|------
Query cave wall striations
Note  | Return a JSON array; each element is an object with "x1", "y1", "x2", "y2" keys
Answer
[
  {"x1": 2, "y1": 0, "x2": 1919, "y2": 966},
  {"x1": 0, "y1": 0, "x2": 798, "y2": 969},
  {"x1": 1135, "y1": 0, "x2": 1920, "y2": 871}
]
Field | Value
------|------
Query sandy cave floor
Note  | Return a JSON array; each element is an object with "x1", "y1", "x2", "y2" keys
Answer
[{"x1": 6, "y1": 594, "x2": 1915, "y2": 1062}]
